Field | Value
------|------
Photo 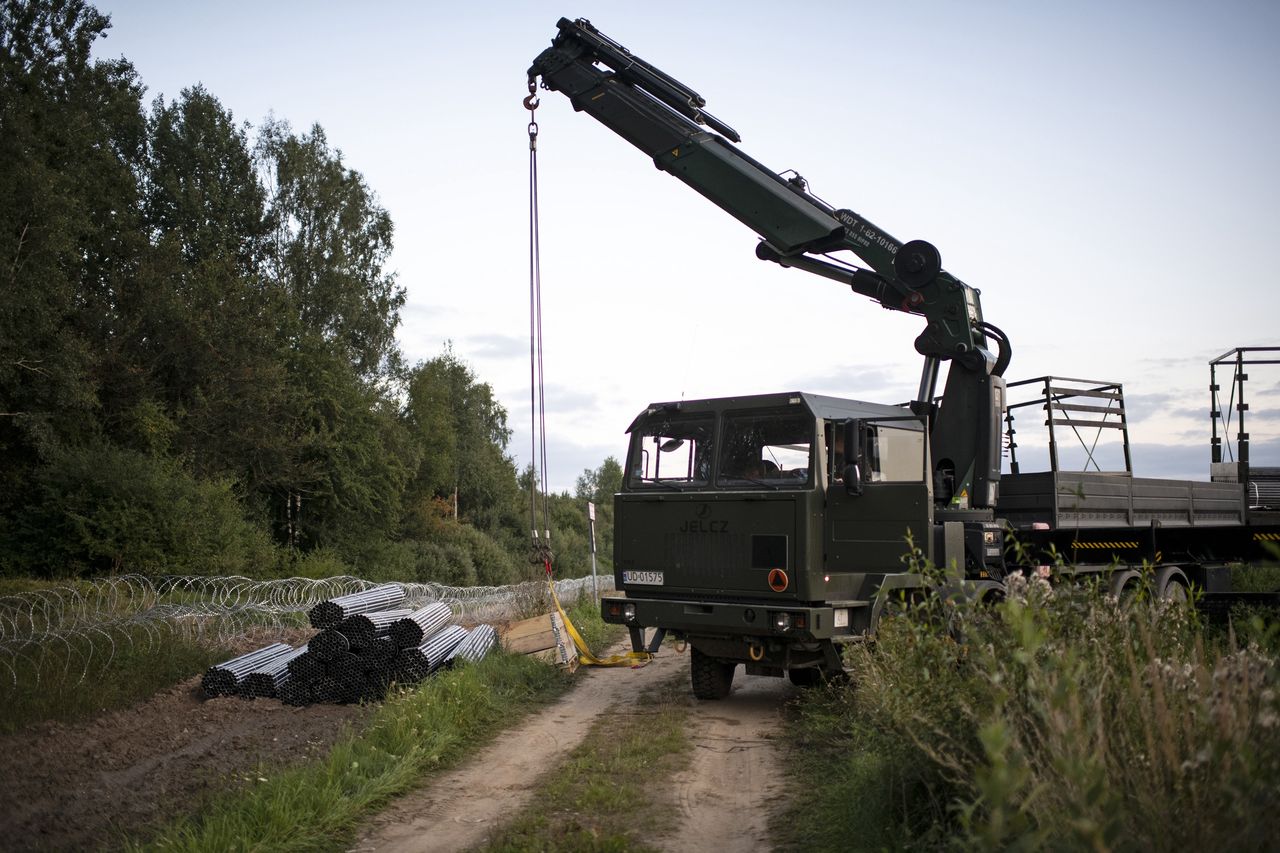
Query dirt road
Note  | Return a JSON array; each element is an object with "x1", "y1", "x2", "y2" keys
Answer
[
  {"x1": 353, "y1": 647, "x2": 794, "y2": 852},
  {"x1": 654, "y1": 674, "x2": 795, "y2": 852}
]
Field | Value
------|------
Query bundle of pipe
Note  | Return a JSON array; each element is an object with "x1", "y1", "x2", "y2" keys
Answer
[
  {"x1": 338, "y1": 608, "x2": 415, "y2": 647},
  {"x1": 307, "y1": 583, "x2": 406, "y2": 629},
  {"x1": 287, "y1": 650, "x2": 326, "y2": 683},
  {"x1": 445, "y1": 624, "x2": 497, "y2": 667},
  {"x1": 202, "y1": 642, "x2": 292, "y2": 697},
  {"x1": 240, "y1": 646, "x2": 308, "y2": 699},
  {"x1": 389, "y1": 602, "x2": 452, "y2": 649},
  {"x1": 307, "y1": 628, "x2": 351, "y2": 662},
  {"x1": 395, "y1": 624, "x2": 468, "y2": 682},
  {"x1": 357, "y1": 637, "x2": 398, "y2": 671}
]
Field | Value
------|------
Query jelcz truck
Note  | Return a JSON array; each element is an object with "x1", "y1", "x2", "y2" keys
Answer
[{"x1": 528, "y1": 18, "x2": 1280, "y2": 699}]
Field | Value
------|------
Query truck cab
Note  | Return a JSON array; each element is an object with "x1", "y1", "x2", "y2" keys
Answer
[{"x1": 603, "y1": 391, "x2": 952, "y2": 694}]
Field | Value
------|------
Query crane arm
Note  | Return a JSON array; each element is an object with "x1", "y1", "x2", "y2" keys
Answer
[
  {"x1": 528, "y1": 17, "x2": 996, "y2": 374},
  {"x1": 530, "y1": 18, "x2": 1009, "y2": 510}
]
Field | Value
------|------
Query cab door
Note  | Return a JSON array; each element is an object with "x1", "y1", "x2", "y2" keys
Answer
[{"x1": 825, "y1": 419, "x2": 932, "y2": 573}]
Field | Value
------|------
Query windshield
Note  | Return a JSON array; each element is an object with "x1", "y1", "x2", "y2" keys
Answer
[
  {"x1": 717, "y1": 410, "x2": 812, "y2": 488},
  {"x1": 627, "y1": 414, "x2": 715, "y2": 488}
]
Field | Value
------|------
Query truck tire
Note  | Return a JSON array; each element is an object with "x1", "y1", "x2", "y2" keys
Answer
[
  {"x1": 1155, "y1": 566, "x2": 1189, "y2": 603},
  {"x1": 690, "y1": 646, "x2": 735, "y2": 700}
]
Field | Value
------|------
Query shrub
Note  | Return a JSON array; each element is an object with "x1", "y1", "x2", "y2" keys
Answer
[
  {"x1": 777, "y1": 539, "x2": 1280, "y2": 852},
  {"x1": 5, "y1": 442, "x2": 274, "y2": 577},
  {"x1": 831, "y1": 570, "x2": 1280, "y2": 850}
]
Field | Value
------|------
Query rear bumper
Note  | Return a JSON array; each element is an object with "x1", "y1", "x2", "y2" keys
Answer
[{"x1": 600, "y1": 594, "x2": 854, "y2": 642}]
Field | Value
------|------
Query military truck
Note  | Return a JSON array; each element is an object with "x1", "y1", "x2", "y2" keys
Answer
[{"x1": 528, "y1": 19, "x2": 1279, "y2": 698}]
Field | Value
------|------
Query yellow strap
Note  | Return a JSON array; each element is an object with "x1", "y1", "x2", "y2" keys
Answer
[{"x1": 547, "y1": 578, "x2": 652, "y2": 668}]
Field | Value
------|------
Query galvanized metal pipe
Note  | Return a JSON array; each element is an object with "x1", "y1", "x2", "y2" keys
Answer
[
  {"x1": 389, "y1": 602, "x2": 452, "y2": 649},
  {"x1": 287, "y1": 650, "x2": 326, "y2": 683},
  {"x1": 202, "y1": 642, "x2": 292, "y2": 697},
  {"x1": 307, "y1": 583, "x2": 406, "y2": 629},
  {"x1": 445, "y1": 624, "x2": 497, "y2": 667},
  {"x1": 394, "y1": 624, "x2": 467, "y2": 682},
  {"x1": 338, "y1": 608, "x2": 414, "y2": 647},
  {"x1": 308, "y1": 628, "x2": 351, "y2": 662},
  {"x1": 240, "y1": 646, "x2": 307, "y2": 699}
]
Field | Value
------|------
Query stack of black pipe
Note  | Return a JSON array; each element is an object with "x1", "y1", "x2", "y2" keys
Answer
[
  {"x1": 202, "y1": 642, "x2": 293, "y2": 697},
  {"x1": 389, "y1": 603, "x2": 451, "y2": 648},
  {"x1": 204, "y1": 588, "x2": 497, "y2": 705},
  {"x1": 395, "y1": 624, "x2": 468, "y2": 681},
  {"x1": 240, "y1": 646, "x2": 308, "y2": 699}
]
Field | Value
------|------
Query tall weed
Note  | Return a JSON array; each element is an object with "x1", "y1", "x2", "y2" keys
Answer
[{"x1": 795, "y1": 564, "x2": 1280, "y2": 850}]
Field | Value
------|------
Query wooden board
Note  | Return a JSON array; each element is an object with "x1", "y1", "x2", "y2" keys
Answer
[
  {"x1": 499, "y1": 611, "x2": 579, "y2": 670},
  {"x1": 500, "y1": 611, "x2": 564, "y2": 654}
]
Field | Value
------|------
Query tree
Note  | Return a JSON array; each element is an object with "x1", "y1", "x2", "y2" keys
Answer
[
  {"x1": 0, "y1": 0, "x2": 147, "y2": 515},
  {"x1": 257, "y1": 120, "x2": 404, "y2": 381},
  {"x1": 575, "y1": 456, "x2": 622, "y2": 573},
  {"x1": 403, "y1": 347, "x2": 518, "y2": 530},
  {"x1": 134, "y1": 86, "x2": 294, "y2": 486},
  {"x1": 575, "y1": 456, "x2": 623, "y2": 504}
]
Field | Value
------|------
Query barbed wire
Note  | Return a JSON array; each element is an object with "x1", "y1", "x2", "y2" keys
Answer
[{"x1": 0, "y1": 573, "x2": 613, "y2": 688}]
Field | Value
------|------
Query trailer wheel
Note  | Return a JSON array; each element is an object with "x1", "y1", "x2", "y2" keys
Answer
[
  {"x1": 690, "y1": 646, "x2": 735, "y2": 700},
  {"x1": 1108, "y1": 569, "x2": 1142, "y2": 602},
  {"x1": 1155, "y1": 567, "x2": 1190, "y2": 603}
]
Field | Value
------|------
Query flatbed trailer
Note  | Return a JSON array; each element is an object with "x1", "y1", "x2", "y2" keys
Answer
[{"x1": 995, "y1": 364, "x2": 1280, "y2": 603}]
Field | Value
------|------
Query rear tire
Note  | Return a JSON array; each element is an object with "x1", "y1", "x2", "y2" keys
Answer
[
  {"x1": 691, "y1": 647, "x2": 735, "y2": 700},
  {"x1": 1155, "y1": 566, "x2": 1190, "y2": 603}
]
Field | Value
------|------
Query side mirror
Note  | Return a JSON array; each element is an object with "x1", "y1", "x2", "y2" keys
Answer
[
  {"x1": 841, "y1": 419, "x2": 863, "y2": 496},
  {"x1": 843, "y1": 463, "x2": 862, "y2": 496}
]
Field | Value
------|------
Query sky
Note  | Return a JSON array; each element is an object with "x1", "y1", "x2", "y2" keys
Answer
[{"x1": 91, "y1": 1, "x2": 1280, "y2": 492}]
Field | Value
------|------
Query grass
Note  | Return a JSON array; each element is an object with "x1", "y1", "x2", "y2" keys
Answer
[
  {"x1": 1231, "y1": 562, "x2": 1280, "y2": 592},
  {"x1": 480, "y1": 670, "x2": 693, "y2": 852},
  {"x1": 132, "y1": 651, "x2": 571, "y2": 851},
  {"x1": 775, "y1": 570, "x2": 1280, "y2": 851},
  {"x1": 0, "y1": 627, "x2": 235, "y2": 735}
]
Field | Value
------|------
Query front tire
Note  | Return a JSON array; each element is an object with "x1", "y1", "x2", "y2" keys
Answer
[{"x1": 691, "y1": 646, "x2": 735, "y2": 700}]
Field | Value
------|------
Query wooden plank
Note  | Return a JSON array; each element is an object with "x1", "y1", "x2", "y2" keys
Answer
[
  {"x1": 498, "y1": 610, "x2": 580, "y2": 669},
  {"x1": 499, "y1": 611, "x2": 566, "y2": 654},
  {"x1": 500, "y1": 612, "x2": 560, "y2": 643},
  {"x1": 503, "y1": 627, "x2": 559, "y2": 654}
]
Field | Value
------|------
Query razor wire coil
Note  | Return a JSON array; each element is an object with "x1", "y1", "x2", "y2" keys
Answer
[{"x1": 0, "y1": 574, "x2": 612, "y2": 689}]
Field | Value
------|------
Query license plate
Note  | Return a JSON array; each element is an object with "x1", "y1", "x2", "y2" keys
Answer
[{"x1": 623, "y1": 570, "x2": 664, "y2": 585}]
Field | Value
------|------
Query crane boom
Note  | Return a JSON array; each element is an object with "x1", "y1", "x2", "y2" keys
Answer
[{"x1": 529, "y1": 17, "x2": 1008, "y2": 509}]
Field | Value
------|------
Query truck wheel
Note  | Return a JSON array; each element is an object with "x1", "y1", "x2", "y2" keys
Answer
[
  {"x1": 1155, "y1": 566, "x2": 1190, "y2": 603},
  {"x1": 690, "y1": 647, "x2": 735, "y2": 700}
]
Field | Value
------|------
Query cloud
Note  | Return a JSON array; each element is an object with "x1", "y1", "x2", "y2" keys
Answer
[
  {"x1": 463, "y1": 333, "x2": 527, "y2": 360},
  {"x1": 1120, "y1": 392, "x2": 1180, "y2": 424},
  {"x1": 1255, "y1": 381, "x2": 1280, "y2": 399},
  {"x1": 503, "y1": 382, "x2": 604, "y2": 420},
  {"x1": 784, "y1": 363, "x2": 916, "y2": 402}
]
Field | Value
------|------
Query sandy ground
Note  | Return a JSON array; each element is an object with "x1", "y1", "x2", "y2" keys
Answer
[
  {"x1": 654, "y1": 675, "x2": 794, "y2": 853},
  {"x1": 352, "y1": 646, "x2": 794, "y2": 853}
]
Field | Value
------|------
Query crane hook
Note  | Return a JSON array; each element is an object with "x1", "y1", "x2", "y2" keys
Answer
[{"x1": 523, "y1": 79, "x2": 540, "y2": 111}]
